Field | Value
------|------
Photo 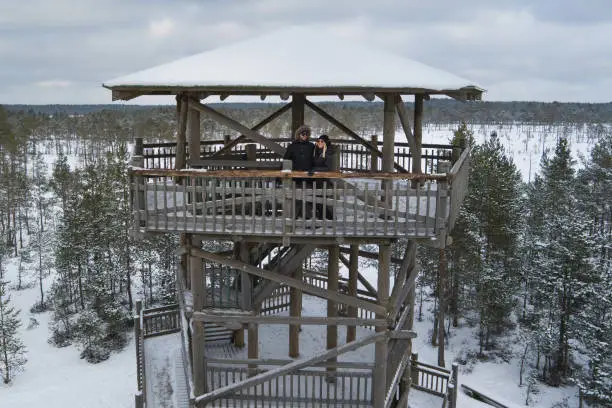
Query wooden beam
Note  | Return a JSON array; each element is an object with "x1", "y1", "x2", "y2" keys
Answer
[
  {"x1": 175, "y1": 94, "x2": 188, "y2": 170},
  {"x1": 304, "y1": 99, "x2": 408, "y2": 173},
  {"x1": 327, "y1": 245, "x2": 339, "y2": 378},
  {"x1": 189, "y1": 248, "x2": 387, "y2": 315},
  {"x1": 413, "y1": 94, "x2": 424, "y2": 175},
  {"x1": 188, "y1": 98, "x2": 286, "y2": 156},
  {"x1": 395, "y1": 95, "x2": 419, "y2": 160},
  {"x1": 338, "y1": 254, "x2": 378, "y2": 299},
  {"x1": 346, "y1": 244, "x2": 359, "y2": 343},
  {"x1": 192, "y1": 312, "x2": 388, "y2": 327},
  {"x1": 388, "y1": 241, "x2": 417, "y2": 310},
  {"x1": 187, "y1": 105, "x2": 201, "y2": 163},
  {"x1": 252, "y1": 245, "x2": 315, "y2": 306},
  {"x1": 194, "y1": 332, "x2": 386, "y2": 405},
  {"x1": 208, "y1": 103, "x2": 292, "y2": 158},
  {"x1": 292, "y1": 93, "x2": 305, "y2": 138},
  {"x1": 374, "y1": 243, "x2": 391, "y2": 408}
]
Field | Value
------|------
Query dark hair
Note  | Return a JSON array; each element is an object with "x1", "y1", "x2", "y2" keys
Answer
[{"x1": 317, "y1": 134, "x2": 331, "y2": 148}]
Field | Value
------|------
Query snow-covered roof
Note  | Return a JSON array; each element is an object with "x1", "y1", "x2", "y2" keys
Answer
[{"x1": 103, "y1": 26, "x2": 484, "y2": 101}]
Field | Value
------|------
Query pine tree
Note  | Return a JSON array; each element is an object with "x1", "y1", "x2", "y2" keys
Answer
[
  {"x1": 0, "y1": 280, "x2": 27, "y2": 383},
  {"x1": 531, "y1": 138, "x2": 597, "y2": 386},
  {"x1": 451, "y1": 133, "x2": 522, "y2": 353}
]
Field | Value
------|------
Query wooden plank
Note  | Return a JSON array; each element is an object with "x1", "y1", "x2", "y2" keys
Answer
[
  {"x1": 305, "y1": 99, "x2": 409, "y2": 173},
  {"x1": 190, "y1": 159, "x2": 281, "y2": 169},
  {"x1": 461, "y1": 384, "x2": 510, "y2": 408},
  {"x1": 189, "y1": 98, "x2": 286, "y2": 156},
  {"x1": 190, "y1": 247, "x2": 387, "y2": 315},
  {"x1": 192, "y1": 312, "x2": 388, "y2": 327},
  {"x1": 133, "y1": 167, "x2": 446, "y2": 181},
  {"x1": 194, "y1": 332, "x2": 386, "y2": 405}
]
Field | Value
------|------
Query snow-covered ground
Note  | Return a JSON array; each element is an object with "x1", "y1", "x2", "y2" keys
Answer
[
  {"x1": 418, "y1": 122, "x2": 604, "y2": 182},
  {"x1": 1, "y1": 123, "x2": 606, "y2": 408},
  {"x1": 0, "y1": 257, "x2": 136, "y2": 408}
]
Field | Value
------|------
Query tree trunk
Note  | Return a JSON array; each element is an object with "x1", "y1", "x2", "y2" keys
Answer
[{"x1": 438, "y1": 248, "x2": 447, "y2": 367}]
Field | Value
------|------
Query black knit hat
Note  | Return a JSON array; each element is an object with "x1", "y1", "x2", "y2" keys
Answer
[{"x1": 317, "y1": 134, "x2": 331, "y2": 147}]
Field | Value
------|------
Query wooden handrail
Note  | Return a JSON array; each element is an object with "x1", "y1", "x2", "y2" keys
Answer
[{"x1": 130, "y1": 167, "x2": 448, "y2": 181}]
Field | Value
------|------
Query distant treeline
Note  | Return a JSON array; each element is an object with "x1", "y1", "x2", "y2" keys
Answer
[{"x1": 4, "y1": 100, "x2": 612, "y2": 125}]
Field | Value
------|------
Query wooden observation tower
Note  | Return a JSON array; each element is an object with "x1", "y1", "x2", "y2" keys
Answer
[{"x1": 104, "y1": 26, "x2": 483, "y2": 408}]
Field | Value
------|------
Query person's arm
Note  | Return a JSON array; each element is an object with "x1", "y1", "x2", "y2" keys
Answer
[{"x1": 283, "y1": 143, "x2": 293, "y2": 161}]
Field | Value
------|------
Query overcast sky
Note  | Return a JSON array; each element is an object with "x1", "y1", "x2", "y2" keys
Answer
[{"x1": 1, "y1": 0, "x2": 611, "y2": 104}]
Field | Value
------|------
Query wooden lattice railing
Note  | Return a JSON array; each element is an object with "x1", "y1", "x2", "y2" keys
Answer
[
  {"x1": 140, "y1": 137, "x2": 455, "y2": 176},
  {"x1": 129, "y1": 169, "x2": 451, "y2": 239}
]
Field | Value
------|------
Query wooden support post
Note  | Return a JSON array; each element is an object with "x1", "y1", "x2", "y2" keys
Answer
[
  {"x1": 135, "y1": 393, "x2": 144, "y2": 408},
  {"x1": 374, "y1": 243, "x2": 390, "y2": 408},
  {"x1": 382, "y1": 95, "x2": 396, "y2": 173},
  {"x1": 451, "y1": 363, "x2": 459, "y2": 408},
  {"x1": 190, "y1": 236, "x2": 206, "y2": 395},
  {"x1": 245, "y1": 143, "x2": 257, "y2": 162},
  {"x1": 412, "y1": 94, "x2": 424, "y2": 187},
  {"x1": 327, "y1": 245, "x2": 340, "y2": 381},
  {"x1": 410, "y1": 352, "x2": 419, "y2": 387},
  {"x1": 382, "y1": 94, "x2": 396, "y2": 204},
  {"x1": 234, "y1": 242, "x2": 250, "y2": 348},
  {"x1": 175, "y1": 94, "x2": 188, "y2": 171},
  {"x1": 134, "y1": 300, "x2": 142, "y2": 393},
  {"x1": 346, "y1": 244, "x2": 359, "y2": 343},
  {"x1": 289, "y1": 263, "x2": 302, "y2": 358},
  {"x1": 291, "y1": 93, "x2": 305, "y2": 137},
  {"x1": 187, "y1": 105, "x2": 201, "y2": 165},
  {"x1": 370, "y1": 135, "x2": 379, "y2": 172}
]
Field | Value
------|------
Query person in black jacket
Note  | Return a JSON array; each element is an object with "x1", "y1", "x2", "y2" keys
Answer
[
  {"x1": 312, "y1": 134, "x2": 335, "y2": 220},
  {"x1": 284, "y1": 125, "x2": 315, "y2": 171},
  {"x1": 284, "y1": 125, "x2": 315, "y2": 218}
]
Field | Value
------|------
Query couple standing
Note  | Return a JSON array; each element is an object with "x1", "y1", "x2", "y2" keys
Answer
[
  {"x1": 283, "y1": 125, "x2": 334, "y2": 220},
  {"x1": 283, "y1": 125, "x2": 333, "y2": 173}
]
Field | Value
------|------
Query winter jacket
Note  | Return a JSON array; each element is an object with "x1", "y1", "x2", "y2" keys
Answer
[
  {"x1": 312, "y1": 146, "x2": 334, "y2": 171},
  {"x1": 283, "y1": 140, "x2": 314, "y2": 171}
]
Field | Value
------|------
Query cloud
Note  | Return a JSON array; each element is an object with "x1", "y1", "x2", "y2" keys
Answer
[
  {"x1": 0, "y1": 1, "x2": 611, "y2": 104},
  {"x1": 149, "y1": 18, "x2": 175, "y2": 38},
  {"x1": 35, "y1": 80, "x2": 72, "y2": 88}
]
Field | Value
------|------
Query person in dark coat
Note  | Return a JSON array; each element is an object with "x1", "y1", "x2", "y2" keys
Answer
[
  {"x1": 284, "y1": 125, "x2": 315, "y2": 218},
  {"x1": 284, "y1": 125, "x2": 314, "y2": 171},
  {"x1": 312, "y1": 135, "x2": 335, "y2": 220}
]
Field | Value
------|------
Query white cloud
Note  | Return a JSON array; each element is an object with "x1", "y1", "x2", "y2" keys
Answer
[
  {"x1": 148, "y1": 18, "x2": 175, "y2": 38},
  {"x1": 35, "y1": 80, "x2": 72, "y2": 88},
  {"x1": 0, "y1": 1, "x2": 611, "y2": 103}
]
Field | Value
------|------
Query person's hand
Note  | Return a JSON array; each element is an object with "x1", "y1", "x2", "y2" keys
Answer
[{"x1": 308, "y1": 170, "x2": 315, "y2": 176}]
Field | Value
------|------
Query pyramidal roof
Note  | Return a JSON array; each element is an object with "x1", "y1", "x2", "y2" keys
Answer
[{"x1": 103, "y1": 26, "x2": 483, "y2": 100}]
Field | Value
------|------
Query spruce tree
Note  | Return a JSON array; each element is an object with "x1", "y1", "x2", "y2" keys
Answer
[
  {"x1": 0, "y1": 280, "x2": 27, "y2": 383},
  {"x1": 531, "y1": 138, "x2": 597, "y2": 385}
]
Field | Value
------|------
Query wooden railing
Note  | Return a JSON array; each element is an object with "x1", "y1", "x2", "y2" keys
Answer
[
  {"x1": 410, "y1": 353, "x2": 459, "y2": 408},
  {"x1": 140, "y1": 138, "x2": 454, "y2": 176},
  {"x1": 142, "y1": 304, "x2": 181, "y2": 337},
  {"x1": 130, "y1": 169, "x2": 449, "y2": 239},
  {"x1": 134, "y1": 303, "x2": 146, "y2": 408},
  {"x1": 204, "y1": 359, "x2": 374, "y2": 407}
]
